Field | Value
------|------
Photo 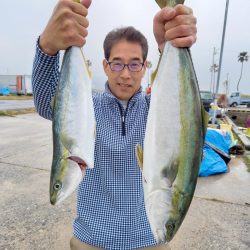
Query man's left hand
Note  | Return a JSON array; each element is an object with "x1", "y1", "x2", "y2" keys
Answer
[{"x1": 153, "y1": 4, "x2": 197, "y2": 52}]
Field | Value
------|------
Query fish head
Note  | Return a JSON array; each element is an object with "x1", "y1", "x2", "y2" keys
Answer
[
  {"x1": 165, "y1": 218, "x2": 177, "y2": 242},
  {"x1": 50, "y1": 157, "x2": 84, "y2": 205},
  {"x1": 146, "y1": 184, "x2": 192, "y2": 243},
  {"x1": 145, "y1": 188, "x2": 173, "y2": 244}
]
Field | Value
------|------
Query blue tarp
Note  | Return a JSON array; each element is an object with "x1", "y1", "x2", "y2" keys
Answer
[
  {"x1": 0, "y1": 87, "x2": 10, "y2": 96},
  {"x1": 199, "y1": 128, "x2": 232, "y2": 177}
]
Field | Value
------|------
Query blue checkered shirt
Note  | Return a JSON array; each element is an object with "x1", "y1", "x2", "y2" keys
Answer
[{"x1": 32, "y1": 41, "x2": 156, "y2": 249}]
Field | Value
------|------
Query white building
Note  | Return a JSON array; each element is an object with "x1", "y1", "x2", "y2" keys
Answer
[{"x1": 0, "y1": 75, "x2": 32, "y2": 94}]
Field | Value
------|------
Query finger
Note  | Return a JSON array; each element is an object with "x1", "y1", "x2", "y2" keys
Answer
[
  {"x1": 170, "y1": 35, "x2": 197, "y2": 48},
  {"x1": 74, "y1": 13, "x2": 89, "y2": 28},
  {"x1": 65, "y1": 22, "x2": 88, "y2": 46},
  {"x1": 71, "y1": 0, "x2": 92, "y2": 16},
  {"x1": 76, "y1": 23, "x2": 88, "y2": 38},
  {"x1": 70, "y1": 36, "x2": 87, "y2": 48},
  {"x1": 81, "y1": 0, "x2": 92, "y2": 9},
  {"x1": 70, "y1": 1, "x2": 88, "y2": 16},
  {"x1": 164, "y1": 14, "x2": 197, "y2": 32},
  {"x1": 73, "y1": 26, "x2": 88, "y2": 47},
  {"x1": 174, "y1": 4, "x2": 193, "y2": 16},
  {"x1": 154, "y1": 7, "x2": 176, "y2": 25},
  {"x1": 60, "y1": 23, "x2": 83, "y2": 47},
  {"x1": 164, "y1": 24, "x2": 197, "y2": 41}
]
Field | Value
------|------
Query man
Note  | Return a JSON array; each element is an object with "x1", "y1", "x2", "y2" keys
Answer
[{"x1": 32, "y1": 0, "x2": 197, "y2": 249}]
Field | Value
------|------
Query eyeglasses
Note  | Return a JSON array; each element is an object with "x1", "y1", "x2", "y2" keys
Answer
[{"x1": 106, "y1": 61, "x2": 144, "y2": 72}]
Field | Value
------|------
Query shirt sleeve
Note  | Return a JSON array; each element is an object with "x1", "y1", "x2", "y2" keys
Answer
[{"x1": 32, "y1": 37, "x2": 60, "y2": 120}]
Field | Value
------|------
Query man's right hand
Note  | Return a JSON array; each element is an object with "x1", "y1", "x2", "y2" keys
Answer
[{"x1": 39, "y1": 0, "x2": 91, "y2": 55}]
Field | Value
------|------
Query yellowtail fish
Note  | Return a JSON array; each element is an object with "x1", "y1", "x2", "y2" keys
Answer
[
  {"x1": 136, "y1": 0, "x2": 208, "y2": 243},
  {"x1": 50, "y1": 45, "x2": 96, "y2": 205}
]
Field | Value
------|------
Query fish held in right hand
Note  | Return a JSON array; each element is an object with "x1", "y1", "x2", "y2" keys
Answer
[{"x1": 50, "y1": 46, "x2": 96, "y2": 205}]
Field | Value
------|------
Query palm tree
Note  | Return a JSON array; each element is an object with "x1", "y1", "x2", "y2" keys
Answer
[{"x1": 237, "y1": 51, "x2": 248, "y2": 91}]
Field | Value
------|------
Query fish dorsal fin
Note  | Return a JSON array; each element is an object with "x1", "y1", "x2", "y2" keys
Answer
[
  {"x1": 151, "y1": 52, "x2": 163, "y2": 85},
  {"x1": 155, "y1": 0, "x2": 185, "y2": 9},
  {"x1": 79, "y1": 48, "x2": 92, "y2": 79}
]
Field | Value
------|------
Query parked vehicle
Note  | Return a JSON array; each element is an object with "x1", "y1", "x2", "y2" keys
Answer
[
  {"x1": 200, "y1": 91, "x2": 213, "y2": 111},
  {"x1": 228, "y1": 92, "x2": 250, "y2": 107}
]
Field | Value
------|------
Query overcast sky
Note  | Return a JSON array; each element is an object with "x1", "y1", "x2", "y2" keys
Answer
[{"x1": 1, "y1": 0, "x2": 249, "y2": 94}]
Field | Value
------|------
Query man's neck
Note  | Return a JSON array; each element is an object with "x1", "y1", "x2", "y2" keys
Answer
[{"x1": 118, "y1": 99, "x2": 128, "y2": 109}]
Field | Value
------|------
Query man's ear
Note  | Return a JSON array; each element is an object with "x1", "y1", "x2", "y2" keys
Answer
[
  {"x1": 141, "y1": 60, "x2": 148, "y2": 77},
  {"x1": 103, "y1": 59, "x2": 109, "y2": 76}
]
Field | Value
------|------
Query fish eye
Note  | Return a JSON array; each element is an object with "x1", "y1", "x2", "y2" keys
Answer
[
  {"x1": 53, "y1": 182, "x2": 62, "y2": 191},
  {"x1": 166, "y1": 222, "x2": 175, "y2": 233}
]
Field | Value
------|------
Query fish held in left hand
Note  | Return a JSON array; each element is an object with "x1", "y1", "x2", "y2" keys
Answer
[
  {"x1": 136, "y1": 0, "x2": 208, "y2": 244},
  {"x1": 50, "y1": 46, "x2": 96, "y2": 205}
]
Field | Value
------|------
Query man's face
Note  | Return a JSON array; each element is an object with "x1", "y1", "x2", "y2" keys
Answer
[{"x1": 103, "y1": 40, "x2": 147, "y2": 101}]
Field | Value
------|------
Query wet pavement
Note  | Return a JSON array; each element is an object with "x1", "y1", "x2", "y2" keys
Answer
[
  {"x1": 0, "y1": 113, "x2": 250, "y2": 250},
  {"x1": 195, "y1": 157, "x2": 250, "y2": 205},
  {"x1": 0, "y1": 100, "x2": 34, "y2": 110}
]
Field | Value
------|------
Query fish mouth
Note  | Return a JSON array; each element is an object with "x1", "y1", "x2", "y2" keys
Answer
[
  {"x1": 50, "y1": 157, "x2": 85, "y2": 205},
  {"x1": 53, "y1": 190, "x2": 67, "y2": 205}
]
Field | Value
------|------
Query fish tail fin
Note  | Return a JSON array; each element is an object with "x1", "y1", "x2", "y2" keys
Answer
[
  {"x1": 155, "y1": 0, "x2": 185, "y2": 9},
  {"x1": 80, "y1": 48, "x2": 92, "y2": 79}
]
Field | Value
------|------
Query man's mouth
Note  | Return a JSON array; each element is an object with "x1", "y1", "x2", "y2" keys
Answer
[{"x1": 118, "y1": 83, "x2": 131, "y2": 88}]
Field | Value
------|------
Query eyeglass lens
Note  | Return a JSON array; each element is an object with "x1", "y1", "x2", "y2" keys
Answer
[{"x1": 109, "y1": 62, "x2": 143, "y2": 72}]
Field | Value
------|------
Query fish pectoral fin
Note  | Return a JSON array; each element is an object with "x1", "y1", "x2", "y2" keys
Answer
[
  {"x1": 61, "y1": 134, "x2": 76, "y2": 152},
  {"x1": 201, "y1": 105, "x2": 209, "y2": 138},
  {"x1": 135, "y1": 144, "x2": 143, "y2": 170},
  {"x1": 161, "y1": 158, "x2": 179, "y2": 186},
  {"x1": 51, "y1": 96, "x2": 55, "y2": 112},
  {"x1": 93, "y1": 123, "x2": 96, "y2": 140},
  {"x1": 135, "y1": 144, "x2": 147, "y2": 183}
]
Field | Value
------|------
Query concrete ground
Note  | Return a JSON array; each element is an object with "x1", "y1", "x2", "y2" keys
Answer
[
  {"x1": 0, "y1": 100, "x2": 34, "y2": 110},
  {"x1": 0, "y1": 113, "x2": 250, "y2": 250}
]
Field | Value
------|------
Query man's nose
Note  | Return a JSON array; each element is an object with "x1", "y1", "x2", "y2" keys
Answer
[{"x1": 120, "y1": 66, "x2": 131, "y2": 78}]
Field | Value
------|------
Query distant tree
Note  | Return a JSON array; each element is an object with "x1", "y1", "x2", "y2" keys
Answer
[{"x1": 237, "y1": 51, "x2": 248, "y2": 91}]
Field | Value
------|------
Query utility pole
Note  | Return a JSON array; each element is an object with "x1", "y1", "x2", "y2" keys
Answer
[
  {"x1": 224, "y1": 73, "x2": 229, "y2": 96},
  {"x1": 212, "y1": 0, "x2": 229, "y2": 125},
  {"x1": 212, "y1": 63, "x2": 219, "y2": 95},
  {"x1": 210, "y1": 47, "x2": 218, "y2": 93}
]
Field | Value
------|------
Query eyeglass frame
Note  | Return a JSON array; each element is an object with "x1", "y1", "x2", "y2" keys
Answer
[{"x1": 106, "y1": 60, "x2": 145, "y2": 72}]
